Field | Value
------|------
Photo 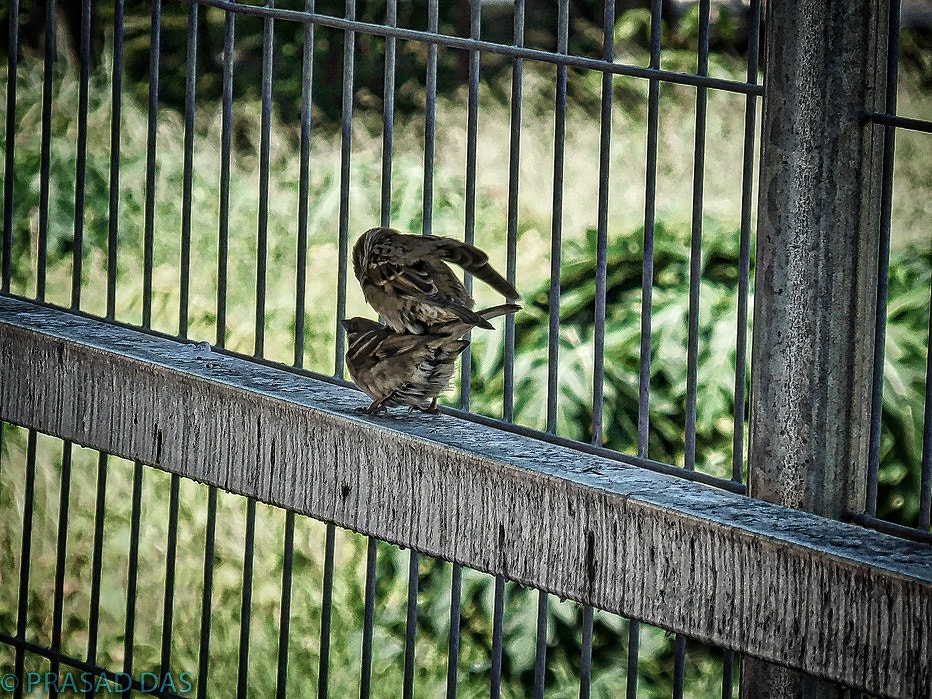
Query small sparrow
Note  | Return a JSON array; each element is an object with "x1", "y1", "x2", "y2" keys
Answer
[
  {"x1": 343, "y1": 304, "x2": 520, "y2": 414},
  {"x1": 352, "y1": 227, "x2": 519, "y2": 334}
]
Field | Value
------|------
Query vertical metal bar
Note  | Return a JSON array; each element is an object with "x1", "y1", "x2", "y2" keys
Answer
[
  {"x1": 360, "y1": 537, "x2": 378, "y2": 698},
  {"x1": 50, "y1": 441, "x2": 72, "y2": 698},
  {"x1": 722, "y1": 648, "x2": 735, "y2": 698},
  {"x1": 460, "y1": 0, "x2": 483, "y2": 411},
  {"x1": 142, "y1": 0, "x2": 162, "y2": 329},
  {"x1": 631, "y1": 0, "x2": 659, "y2": 676},
  {"x1": 37, "y1": 0, "x2": 57, "y2": 302},
  {"x1": 683, "y1": 0, "x2": 711, "y2": 471},
  {"x1": 445, "y1": 563, "x2": 462, "y2": 699},
  {"x1": 744, "y1": 0, "x2": 889, "y2": 693},
  {"x1": 579, "y1": 605, "x2": 594, "y2": 699},
  {"x1": 489, "y1": 575, "x2": 505, "y2": 699},
  {"x1": 86, "y1": 453, "x2": 108, "y2": 671},
  {"x1": 317, "y1": 523, "x2": 336, "y2": 699},
  {"x1": 592, "y1": 0, "x2": 615, "y2": 447},
  {"x1": 402, "y1": 550, "x2": 420, "y2": 699},
  {"x1": 731, "y1": 0, "x2": 762, "y2": 484},
  {"x1": 196, "y1": 486, "x2": 218, "y2": 698},
  {"x1": 920, "y1": 297, "x2": 932, "y2": 531},
  {"x1": 160, "y1": 474, "x2": 180, "y2": 685},
  {"x1": 13, "y1": 430, "x2": 36, "y2": 699},
  {"x1": 532, "y1": 590, "x2": 549, "y2": 698},
  {"x1": 503, "y1": 0, "x2": 525, "y2": 422},
  {"x1": 179, "y1": 2, "x2": 199, "y2": 338},
  {"x1": 0, "y1": 426, "x2": 4, "y2": 664},
  {"x1": 1, "y1": 0, "x2": 18, "y2": 293},
  {"x1": 546, "y1": 0, "x2": 569, "y2": 433},
  {"x1": 217, "y1": 11, "x2": 235, "y2": 348},
  {"x1": 672, "y1": 634, "x2": 687, "y2": 699},
  {"x1": 107, "y1": 0, "x2": 125, "y2": 320},
  {"x1": 237, "y1": 498, "x2": 257, "y2": 697},
  {"x1": 382, "y1": 0, "x2": 404, "y2": 672},
  {"x1": 255, "y1": 0, "x2": 275, "y2": 359},
  {"x1": 123, "y1": 461, "x2": 144, "y2": 676},
  {"x1": 72, "y1": 0, "x2": 92, "y2": 310},
  {"x1": 638, "y1": 0, "x2": 663, "y2": 456},
  {"x1": 463, "y1": 0, "x2": 481, "y2": 236},
  {"x1": 422, "y1": 0, "x2": 439, "y2": 235},
  {"x1": 866, "y1": 0, "x2": 900, "y2": 516},
  {"x1": 380, "y1": 0, "x2": 397, "y2": 228},
  {"x1": 276, "y1": 510, "x2": 296, "y2": 699},
  {"x1": 625, "y1": 620, "x2": 639, "y2": 698},
  {"x1": 334, "y1": 0, "x2": 356, "y2": 378},
  {"x1": 583, "y1": 4, "x2": 616, "y2": 693},
  {"x1": 294, "y1": 0, "x2": 315, "y2": 368}
]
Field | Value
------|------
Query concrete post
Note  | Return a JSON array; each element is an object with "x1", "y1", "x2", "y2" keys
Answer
[{"x1": 744, "y1": 0, "x2": 889, "y2": 695}]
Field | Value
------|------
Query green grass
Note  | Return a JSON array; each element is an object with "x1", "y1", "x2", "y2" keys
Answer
[{"x1": 1, "y1": 23, "x2": 929, "y2": 697}]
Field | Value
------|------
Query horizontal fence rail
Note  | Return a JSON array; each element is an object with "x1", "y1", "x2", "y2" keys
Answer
[
  {"x1": 186, "y1": 0, "x2": 766, "y2": 95},
  {"x1": 1, "y1": 295, "x2": 930, "y2": 698}
]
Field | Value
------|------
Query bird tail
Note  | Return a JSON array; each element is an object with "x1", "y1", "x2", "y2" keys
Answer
[
  {"x1": 431, "y1": 303, "x2": 521, "y2": 339},
  {"x1": 431, "y1": 237, "x2": 520, "y2": 300},
  {"x1": 477, "y1": 303, "x2": 522, "y2": 322},
  {"x1": 446, "y1": 304, "x2": 495, "y2": 330}
]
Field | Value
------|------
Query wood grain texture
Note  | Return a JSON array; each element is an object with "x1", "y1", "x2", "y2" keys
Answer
[{"x1": 1, "y1": 296, "x2": 930, "y2": 698}]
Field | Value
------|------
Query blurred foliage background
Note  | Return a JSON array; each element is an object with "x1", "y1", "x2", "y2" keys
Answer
[
  {"x1": 1, "y1": 0, "x2": 767, "y2": 123},
  {"x1": 0, "y1": 1, "x2": 930, "y2": 696}
]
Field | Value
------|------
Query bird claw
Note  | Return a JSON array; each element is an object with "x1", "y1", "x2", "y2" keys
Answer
[
  {"x1": 405, "y1": 406, "x2": 439, "y2": 414},
  {"x1": 356, "y1": 404, "x2": 387, "y2": 415},
  {"x1": 409, "y1": 400, "x2": 440, "y2": 414}
]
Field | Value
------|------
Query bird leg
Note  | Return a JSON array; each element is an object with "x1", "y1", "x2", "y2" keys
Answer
[
  {"x1": 408, "y1": 398, "x2": 440, "y2": 414},
  {"x1": 356, "y1": 391, "x2": 399, "y2": 415}
]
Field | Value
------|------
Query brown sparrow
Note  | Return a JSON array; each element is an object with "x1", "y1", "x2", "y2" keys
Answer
[
  {"x1": 352, "y1": 227, "x2": 519, "y2": 334},
  {"x1": 342, "y1": 304, "x2": 520, "y2": 414}
]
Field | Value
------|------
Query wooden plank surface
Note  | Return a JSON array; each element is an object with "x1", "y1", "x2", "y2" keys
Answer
[{"x1": 1, "y1": 296, "x2": 930, "y2": 698}]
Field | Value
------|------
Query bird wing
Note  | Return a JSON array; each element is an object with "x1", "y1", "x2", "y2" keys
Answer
[
  {"x1": 355, "y1": 228, "x2": 460, "y2": 303},
  {"x1": 349, "y1": 329, "x2": 430, "y2": 372},
  {"x1": 367, "y1": 257, "x2": 493, "y2": 329},
  {"x1": 366, "y1": 257, "x2": 442, "y2": 299},
  {"x1": 352, "y1": 229, "x2": 516, "y2": 332}
]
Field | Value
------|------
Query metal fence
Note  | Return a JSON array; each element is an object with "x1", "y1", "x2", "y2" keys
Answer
[{"x1": 0, "y1": 0, "x2": 930, "y2": 696}]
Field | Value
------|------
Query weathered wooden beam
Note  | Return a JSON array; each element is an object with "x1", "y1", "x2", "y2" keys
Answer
[{"x1": 1, "y1": 296, "x2": 929, "y2": 698}]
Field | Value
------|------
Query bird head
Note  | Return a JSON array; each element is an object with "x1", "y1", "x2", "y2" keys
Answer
[{"x1": 341, "y1": 316, "x2": 384, "y2": 341}]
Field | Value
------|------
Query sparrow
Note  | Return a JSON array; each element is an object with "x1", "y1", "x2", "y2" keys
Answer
[
  {"x1": 352, "y1": 227, "x2": 519, "y2": 334},
  {"x1": 342, "y1": 304, "x2": 521, "y2": 414}
]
